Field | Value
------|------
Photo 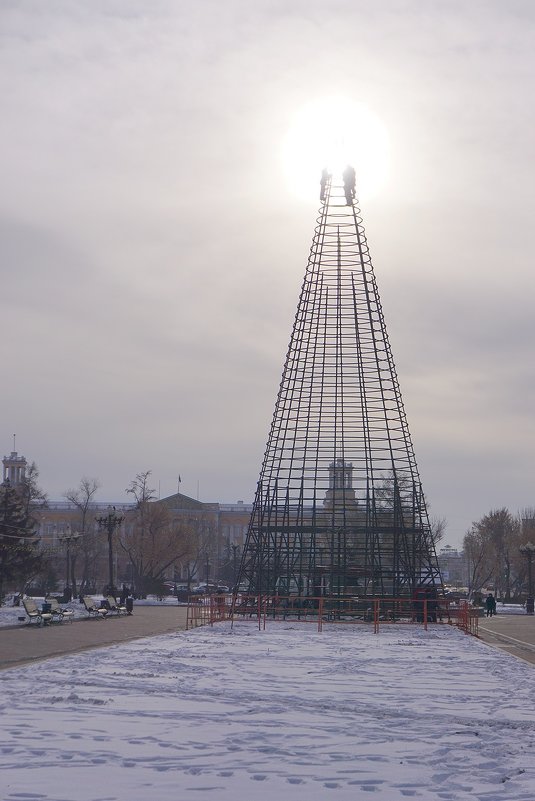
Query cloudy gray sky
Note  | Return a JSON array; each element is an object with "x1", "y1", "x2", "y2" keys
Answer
[{"x1": 1, "y1": 0, "x2": 534, "y2": 547}]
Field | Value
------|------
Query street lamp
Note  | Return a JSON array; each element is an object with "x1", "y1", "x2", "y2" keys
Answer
[
  {"x1": 96, "y1": 506, "x2": 124, "y2": 594},
  {"x1": 58, "y1": 527, "x2": 80, "y2": 590},
  {"x1": 231, "y1": 543, "x2": 239, "y2": 588},
  {"x1": 519, "y1": 541, "x2": 535, "y2": 615}
]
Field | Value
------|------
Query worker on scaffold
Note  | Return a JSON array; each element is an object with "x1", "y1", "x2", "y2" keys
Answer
[
  {"x1": 320, "y1": 168, "x2": 331, "y2": 202},
  {"x1": 343, "y1": 164, "x2": 356, "y2": 205}
]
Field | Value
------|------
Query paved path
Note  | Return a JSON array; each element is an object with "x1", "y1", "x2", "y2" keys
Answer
[
  {"x1": 478, "y1": 613, "x2": 535, "y2": 666},
  {"x1": 0, "y1": 605, "x2": 189, "y2": 671}
]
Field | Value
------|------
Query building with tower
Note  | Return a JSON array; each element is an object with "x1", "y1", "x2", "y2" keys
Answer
[
  {"x1": 2, "y1": 442, "x2": 252, "y2": 594},
  {"x1": 3, "y1": 449, "x2": 27, "y2": 487}
]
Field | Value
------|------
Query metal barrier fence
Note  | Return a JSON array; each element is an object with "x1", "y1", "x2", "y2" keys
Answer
[
  {"x1": 452, "y1": 599, "x2": 479, "y2": 637},
  {"x1": 186, "y1": 594, "x2": 233, "y2": 630},
  {"x1": 186, "y1": 594, "x2": 479, "y2": 637}
]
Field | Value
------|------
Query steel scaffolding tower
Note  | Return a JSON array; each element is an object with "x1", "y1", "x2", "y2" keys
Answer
[{"x1": 237, "y1": 171, "x2": 441, "y2": 600}]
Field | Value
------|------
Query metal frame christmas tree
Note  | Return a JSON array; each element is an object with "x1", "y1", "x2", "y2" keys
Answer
[{"x1": 237, "y1": 171, "x2": 441, "y2": 600}]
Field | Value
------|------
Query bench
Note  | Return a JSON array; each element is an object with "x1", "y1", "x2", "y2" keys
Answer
[
  {"x1": 47, "y1": 597, "x2": 75, "y2": 623},
  {"x1": 22, "y1": 598, "x2": 53, "y2": 626},
  {"x1": 82, "y1": 596, "x2": 108, "y2": 618},
  {"x1": 106, "y1": 595, "x2": 128, "y2": 615}
]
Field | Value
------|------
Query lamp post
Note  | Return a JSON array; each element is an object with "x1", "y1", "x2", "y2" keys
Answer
[
  {"x1": 317, "y1": 546, "x2": 326, "y2": 596},
  {"x1": 231, "y1": 543, "x2": 239, "y2": 589},
  {"x1": 96, "y1": 506, "x2": 124, "y2": 594},
  {"x1": 519, "y1": 541, "x2": 535, "y2": 615},
  {"x1": 58, "y1": 527, "x2": 80, "y2": 589}
]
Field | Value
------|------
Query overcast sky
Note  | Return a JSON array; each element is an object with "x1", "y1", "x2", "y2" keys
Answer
[{"x1": 1, "y1": 1, "x2": 534, "y2": 547}]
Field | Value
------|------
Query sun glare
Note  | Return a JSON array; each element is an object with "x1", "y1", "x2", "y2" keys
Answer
[{"x1": 282, "y1": 97, "x2": 390, "y2": 203}]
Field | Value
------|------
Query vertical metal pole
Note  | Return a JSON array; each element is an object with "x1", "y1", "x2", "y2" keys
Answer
[
  {"x1": 528, "y1": 554, "x2": 533, "y2": 615},
  {"x1": 106, "y1": 524, "x2": 113, "y2": 590}
]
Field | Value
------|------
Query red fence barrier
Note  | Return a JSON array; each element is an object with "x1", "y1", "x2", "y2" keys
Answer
[
  {"x1": 186, "y1": 593, "x2": 480, "y2": 637},
  {"x1": 186, "y1": 593, "x2": 233, "y2": 630}
]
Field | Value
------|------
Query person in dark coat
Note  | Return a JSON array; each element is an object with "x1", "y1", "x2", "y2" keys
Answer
[
  {"x1": 320, "y1": 168, "x2": 330, "y2": 202},
  {"x1": 485, "y1": 593, "x2": 497, "y2": 617},
  {"x1": 125, "y1": 588, "x2": 134, "y2": 615},
  {"x1": 343, "y1": 164, "x2": 356, "y2": 205},
  {"x1": 426, "y1": 586, "x2": 438, "y2": 623}
]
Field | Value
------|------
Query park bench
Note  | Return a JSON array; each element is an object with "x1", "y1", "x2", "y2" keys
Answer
[
  {"x1": 22, "y1": 598, "x2": 53, "y2": 626},
  {"x1": 47, "y1": 597, "x2": 75, "y2": 623},
  {"x1": 82, "y1": 596, "x2": 108, "y2": 618},
  {"x1": 105, "y1": 596, "x2": 128, "y2": 615}
]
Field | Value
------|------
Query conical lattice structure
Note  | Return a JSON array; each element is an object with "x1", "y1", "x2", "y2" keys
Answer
[{"x1": 238, "y1": 174, "x2": 441, "y2": 600}]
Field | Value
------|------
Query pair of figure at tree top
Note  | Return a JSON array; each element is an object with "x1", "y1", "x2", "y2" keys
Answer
[{"x1": 319, "y1": 165, "x2": 356, "y2": 205}]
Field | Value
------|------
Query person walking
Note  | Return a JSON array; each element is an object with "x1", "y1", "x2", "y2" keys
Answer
[{"x1": 485, "y1": 593, "x2": 497, "y2": 618}]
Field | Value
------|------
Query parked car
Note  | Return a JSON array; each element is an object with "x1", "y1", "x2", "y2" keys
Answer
[
  {"x1": 191, "y1": 583, "x2": 216, "y2": 594},
  {"x1": 191, "y1": 583, "x2": 231, "y2": 595}
]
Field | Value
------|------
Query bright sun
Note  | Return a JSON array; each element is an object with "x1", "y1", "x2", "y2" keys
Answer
[{"x1": 282, "y1": 96, "x2": 390, "y2": 203}]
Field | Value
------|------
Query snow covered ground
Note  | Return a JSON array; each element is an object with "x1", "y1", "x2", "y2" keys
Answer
[{"x1": 1, "y1": 619, "x2": 534, "y2": 800}]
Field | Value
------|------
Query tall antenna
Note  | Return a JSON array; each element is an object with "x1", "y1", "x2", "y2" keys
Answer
[{"x1": 237, "y1": 169, "x2": 441, "y2": 600}]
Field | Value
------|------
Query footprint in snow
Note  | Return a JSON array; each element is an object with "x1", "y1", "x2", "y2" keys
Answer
[{"x1": 6, "y1": 795, "x2": 47, "y2": 799}]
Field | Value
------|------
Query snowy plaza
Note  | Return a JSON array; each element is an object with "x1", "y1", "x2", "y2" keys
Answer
[{"x1": 1, "y1": 619, "x2": 535, "y2": 801}]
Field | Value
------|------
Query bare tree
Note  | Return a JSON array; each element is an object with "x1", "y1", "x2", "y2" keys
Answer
[
  {"x1": 481, "y1": 508, "x2": 520, "y2": 600},
  {"x1": 463, "y1": 525, "x2": 495, "y2": 599},
  {"x1": 19, "y1": 461, "x2": 48, "y2": 519},
  {"x1": 63, "y1": 477, "x2": 101, "y2": 593},
  {"x1": 464, "y1": 508, "x2": 521, "y2": 600},
  {"x1": 121, "y1": 472, "x2": 196, "y2": 594},
  {"x1": 513, "y1": 510, "x2": 535, "y2": 597},
  {"x1": 376, "y1": 471, "x2": 446, "y2": 548},
  {"x1": 430, "y1": 516, "x2": 447, "y2": 547}
]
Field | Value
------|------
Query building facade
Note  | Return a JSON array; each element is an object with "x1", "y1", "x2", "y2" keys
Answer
[
  {"x1": 33, "y1": 493, "x2": 252, "y2": 593},
  {"x1": 3, "y1": 446, "x2": 252, "y2": 594},
  {"x1": 437, "y1": 545, "x2": 469, "y2": 588}
]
